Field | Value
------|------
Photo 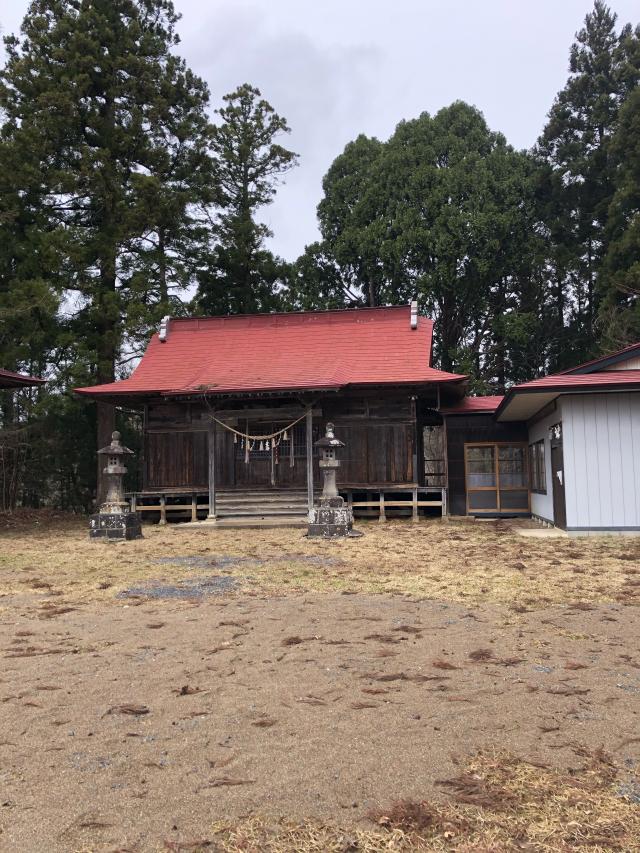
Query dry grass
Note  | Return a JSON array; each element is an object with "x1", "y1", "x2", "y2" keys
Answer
[
  {"x1": 203, "y1": 749, "x2": 640, "y2": 852},
  {"x1": 1, "y1": 511, "x2": 639, "y2": 610}
]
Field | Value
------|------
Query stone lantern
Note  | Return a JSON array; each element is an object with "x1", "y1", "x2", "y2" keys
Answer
[
  {"x1": 307, "y1": 422, "x2": 361, "y2": 538},
  {"x1": 89, "y1": 431, "x2": 142, "y2": 540}
]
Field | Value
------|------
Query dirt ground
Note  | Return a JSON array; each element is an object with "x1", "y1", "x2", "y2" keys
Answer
[{"x1": 1, "y1": 513, "x2": 639, "y2": 852}]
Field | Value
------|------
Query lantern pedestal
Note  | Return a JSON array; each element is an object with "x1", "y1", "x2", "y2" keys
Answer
[
  {"x1": 307, "y1": 423, "x2": 361, "y2": 538},
  {"x1": 307, "y1": 495, "x2": 360, "y2": 538},
  {"x1": 90, "y1": 431, "x2": 142, "y2": 541},
  {"x1": 89, "y1": 511, "x2": 142, "y2": 541}
]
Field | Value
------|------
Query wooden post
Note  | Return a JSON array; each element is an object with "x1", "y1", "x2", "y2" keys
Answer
[
  {"x1": 378, "y1": 490, "x2": 386, "y2": 523},
  {"x1": 208, "y1": 418, "x2": 217, "y2": 519},
  {"x1": 270, "y1": 440, "x2": 276, "y2": 487},
  {"x1": 306, "y1": 407, "x2": 314, "y2": 516},
  {"x1": 412, "y1": 487, "x2": 419, "y2": 522},
  {"x1": 130, "y1": 493, "x2": 137, "y2": 513},
  {"x1": 159, "y1": 494, "x2": 167, "y2": 526},
  {"x1": 191, "y1": 493, "x2": 197, "y2": 523}
]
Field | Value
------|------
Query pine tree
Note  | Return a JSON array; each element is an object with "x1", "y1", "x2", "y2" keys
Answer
[
  {"x1": 195, "y1": 84, "x2": 298, "y2": 315},
  {"x1": 599, "y1": 87, "x2": 640, "y2": 347},
  {"x1": 0, "y1": 0, "x2": 214, "y2": 500},
  {"x1": 536, "y1": 1, "x2": 640, "y2": 365}
]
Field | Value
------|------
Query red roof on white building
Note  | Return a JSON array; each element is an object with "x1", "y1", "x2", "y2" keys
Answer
[
  {"x1": 496, "y1": 369, "x2": 640, "y2": 421},
  {"x1": 506, "y1": 370, "x2": 640, "y2": 391},
  {"x1": 559, "y1": 341, "x2": 640, "y2": 374},
  {"x1": 76, "y1": 306, "x2": 466, "y2": 399}
]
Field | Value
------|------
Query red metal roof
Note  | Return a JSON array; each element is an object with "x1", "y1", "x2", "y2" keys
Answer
[
  {"x1": 558, "y1": 341, "x2": 640, "y2": 374},
  {"x1": 76, "y1": 306, "x2": 466, "y2": 399},
  {"x1": 440, "y1": 395, "x2": 504, "y2": 414},
  {"x1": 509, "y1": 370, "x2": 640, "y2": 391},
  {"x1": 496, "y1": 369, "x2": 640, "y2": 420},
  {"x1": 0, "y1": 368, "x2": 45, "y2": 389}
]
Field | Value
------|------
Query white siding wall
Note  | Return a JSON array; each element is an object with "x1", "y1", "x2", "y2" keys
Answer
[
  {"x1": 615, "y1": 355, "x2": 640, "y2": 370},
  {"x1": 562, "y1": 393, "x2": 640, "y2": 530},
  {"x1": 527, "y1": 407, "x2": 558, "y2": 523}
]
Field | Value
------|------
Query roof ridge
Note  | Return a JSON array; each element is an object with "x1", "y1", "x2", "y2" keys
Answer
[
  {"x1": 558, "y1": 340, "x2": 640, "y2": 374},
  {"x1": 168, "y1": 305, "x2": 418, "y2": 325}
]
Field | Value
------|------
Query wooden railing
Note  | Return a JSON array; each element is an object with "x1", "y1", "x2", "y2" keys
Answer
[{"x1": 125, "y1": 485, "x2": 447, "y2": 525}]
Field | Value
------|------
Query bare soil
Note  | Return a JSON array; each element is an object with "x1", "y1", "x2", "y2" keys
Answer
[{"x1": 1, "y1": 514, "x2": 639, "y2": 851}]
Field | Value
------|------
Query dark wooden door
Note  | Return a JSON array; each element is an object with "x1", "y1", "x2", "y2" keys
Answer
[{"x1": 550, "y1": 433, "x2": 566, "y2": 529}]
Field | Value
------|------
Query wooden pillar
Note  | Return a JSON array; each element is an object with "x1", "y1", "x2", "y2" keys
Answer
[
  {"x1": 378, "y1": 490, "x2": 386, "y2": 523},
  {"x1": 412, "y1": 487, "x2": 419, "y2": 522},
  {"x1": 306, "y1": 407, "x2": 314, "y2": 515},
  {"x1": 208, "y1": 418, "x2": 217, "y2": 519},
  {"x1": 159, "y1": 494, "x2": 167, "y2": 526},
  {"x1": 191, "y1": 493, "x2": 197, "y2": 523}
]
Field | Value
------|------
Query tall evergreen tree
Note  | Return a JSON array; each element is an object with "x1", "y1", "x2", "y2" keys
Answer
[
  {"x1": 536, "y1": 1, "x2": 640, "y2": 366},
  {"x1": 292, "y1": 103, "x2": 546, "y2": 387},
  {"x1": 599, "y1": 86, "x2": 640, "y2": 347},
  {"x1": 195, "y1": 84, "x2": 298, "y2": 315},
  {"x1": 0, "y1": 0, "x2": 214, "y2": 500}
]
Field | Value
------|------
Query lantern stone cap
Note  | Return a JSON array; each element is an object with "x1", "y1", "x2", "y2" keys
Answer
[
  {"x1": 315, "y1": 422, "x2": 344, "y2": 448},
  {"x1": 97, "y1": 430, "x2": 134, "y2": 456}
]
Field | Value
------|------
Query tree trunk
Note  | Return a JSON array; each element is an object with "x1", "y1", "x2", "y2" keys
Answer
[{"x1": 95, "y1": 249, "x2": 118, "y2": 507}]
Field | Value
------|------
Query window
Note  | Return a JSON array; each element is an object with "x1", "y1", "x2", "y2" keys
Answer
[
  {"x1": 464, "y1": 443, "x2": 530, "y2": 514},
  {"x1": 529, "y1": 440, "x2": 546, "y2": 494},
  {"x1": 466, "y1": 446, "x2": 496, "y2": 488}
]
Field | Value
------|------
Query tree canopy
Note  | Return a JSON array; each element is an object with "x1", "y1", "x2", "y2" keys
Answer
[{"x1": 0, "y1": 0, "x2": 639, "y2": 508}]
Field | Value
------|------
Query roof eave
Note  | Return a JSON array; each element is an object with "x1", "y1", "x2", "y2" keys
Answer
[
  {"x1": 496, "y1": 381, "x2": 640, "y2": 421},
  {"x1": 559, "y1": 341, "x2": 640, "y2": 374}
]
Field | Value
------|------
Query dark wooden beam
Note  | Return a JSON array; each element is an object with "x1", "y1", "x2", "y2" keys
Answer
[
  {"x1": 208, "y1": 418, "x2": 217, "y2": 519},
  {"x1": 306, "y1": 407, "x2": 314, "y2": 515}
]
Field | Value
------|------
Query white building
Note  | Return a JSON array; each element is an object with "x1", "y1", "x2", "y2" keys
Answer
[{"x1": 496, "y1": 343, "x2": 640, "y2": 535}]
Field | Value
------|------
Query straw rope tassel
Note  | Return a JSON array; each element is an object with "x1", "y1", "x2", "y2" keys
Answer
[{"x1": 210, "y1": 410, "x2": 308, "y2": 442}]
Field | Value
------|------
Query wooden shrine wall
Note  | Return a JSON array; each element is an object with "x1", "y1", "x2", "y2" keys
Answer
[{"x1": 142, "y1": 392, "x2": 422, "y2": 491}]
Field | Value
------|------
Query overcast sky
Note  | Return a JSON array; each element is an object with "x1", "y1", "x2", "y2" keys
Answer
[{"x1": 2, "y1": 0, "x2": 639, "y2": 261}]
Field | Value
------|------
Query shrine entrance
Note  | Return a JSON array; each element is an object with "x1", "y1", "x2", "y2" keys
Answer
[{"x1": 233, "y1": 419, "x2": 312, "y2": 489}]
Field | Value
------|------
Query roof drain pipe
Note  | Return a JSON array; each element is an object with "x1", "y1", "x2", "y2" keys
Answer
[
  {"x1": 410, "y1": 299, "x2": 418, "y2": 329},
  {"x1": 159, "y1": 315, "x2": 170, "y2": 342}
]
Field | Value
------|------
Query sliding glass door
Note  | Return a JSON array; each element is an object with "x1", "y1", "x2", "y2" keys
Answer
[{"x1": 464, "y1": 443, "x2": 529, "y2": 514}]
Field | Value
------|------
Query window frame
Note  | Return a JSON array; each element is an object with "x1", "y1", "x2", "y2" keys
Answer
[
  {"x1": 528, "y1": 439, "x2": 547, "y2": 494},
  {"x1": 464, "y1": 441, "x2": 530, "y2": 515}
]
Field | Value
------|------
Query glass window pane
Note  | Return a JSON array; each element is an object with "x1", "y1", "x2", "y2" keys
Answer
[
  {"x1": 498, "y1": 446, "x2": 527, "y2": 487},
  {"x1": 529, "y1": 440, "x2": 546, "y2": 493},
  {"x1": 466, "y1": 446, "x2": 496, "y2": 487}
]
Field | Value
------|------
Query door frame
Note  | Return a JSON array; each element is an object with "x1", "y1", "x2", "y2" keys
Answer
[
  {"x1": 549, "y1": 423, "x2": 567, "y2": 529},
  {"x1": 464, "y1": 441, "x2": 531, "y2": 515}
]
